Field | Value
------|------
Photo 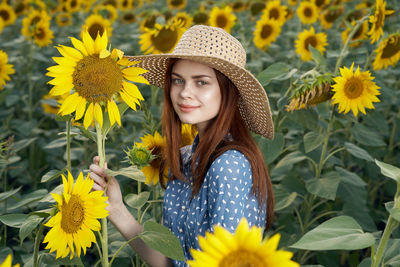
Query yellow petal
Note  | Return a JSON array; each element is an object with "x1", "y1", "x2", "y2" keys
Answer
[
  {"x1": 122, "y1": 67, "x2": 149, "y2": 77},
  {"x1": 117, "y1": 57, "x2": 141, "y2": 66},
  {"x1": 94, "y1": 102, "x2": 103, "y2": 128},
  {"x1": 49, "y1": 84, "x2": 73, "y2": 96},
  {"x1": 99, "y1": 49, "x2": 111, "y2": 59},
  {"x1": 59, "y1": 93, "x2": 80, "y2": 115},
  {"x1": 56, "y1": 45, "x2": 83, "y2": 61},
  {"x1": 84, "y1": 102, "x2": 94, "y2": 129},
  {"x1": 122, "y1": 82, "x2": 144, "y2": 100},
  {"x1": 70, "y1": 37, "x2": 88, "y2": 56},
  {"x1": 82, "y1": 30, "x2": 95, "y2": 55},
  {"x1": 120, "y1": 90, "x2": 138, "y2": 111}
]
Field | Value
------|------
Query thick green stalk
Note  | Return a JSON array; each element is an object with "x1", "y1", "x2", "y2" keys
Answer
[
  {"x1": 66, "y1": 119, "x2": 72, "y2": 172},
  {"x1": 316, "y1": 109, "x2": 335, "y2": 178},
  {"x1": 96, "y1": 123, "x2": 108, "y2": 267},
  {"x1": 33, "y1": 224, "x2": 44, "y2": 267}
]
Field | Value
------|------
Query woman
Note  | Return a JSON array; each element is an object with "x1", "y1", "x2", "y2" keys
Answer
[{"x1": 90, "y1": 25, "x2": 274, "y2": 266}]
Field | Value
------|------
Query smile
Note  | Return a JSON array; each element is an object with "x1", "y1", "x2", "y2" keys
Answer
[{"x1": 178, "y1": 104, "x2": 199, "y2": 112}]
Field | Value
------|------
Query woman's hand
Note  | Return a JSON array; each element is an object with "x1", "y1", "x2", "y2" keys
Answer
[{"x1": 90, "y1": 156, "x2": 124, "y2": 221}]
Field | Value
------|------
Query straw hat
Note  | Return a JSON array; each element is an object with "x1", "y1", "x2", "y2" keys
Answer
[{"x1": 127, "y1": 25, "x2": 274, "y2": 139}]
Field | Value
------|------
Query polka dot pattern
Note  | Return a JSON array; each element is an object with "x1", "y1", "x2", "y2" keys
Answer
[
  {"x1": 127, "y1": 25, "x2": 274, "y2": 140},
  {"x1": 163, "y1": 136, "x2": 267, "y2": 266}
]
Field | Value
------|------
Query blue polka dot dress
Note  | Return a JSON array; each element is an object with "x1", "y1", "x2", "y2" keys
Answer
[{"x1": 163, "y1": 135, "x2": 267, "y2": 266}]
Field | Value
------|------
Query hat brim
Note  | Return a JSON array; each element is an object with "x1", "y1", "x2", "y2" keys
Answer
[{"x1": 127, "y1": 54, "x2": 274, "y2": 140}]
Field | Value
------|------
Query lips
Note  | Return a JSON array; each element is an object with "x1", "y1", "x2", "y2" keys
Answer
[{"x1": 178, "y1": 104, "x2": 199, "y2": 112}]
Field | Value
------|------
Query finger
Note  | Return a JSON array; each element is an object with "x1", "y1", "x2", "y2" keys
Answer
[
  {"x1": 93, "y1": 156, "x2": 100, "y2": 165},
  {"x1": 92, "y1": 182, "x2": 104, "y2": 191},
  {"x1": 89, "y1": 171, "x2": 106, "y2": 187},
  {"x1": 89, "y1": 164, "x2": 108, "y2": 178}
]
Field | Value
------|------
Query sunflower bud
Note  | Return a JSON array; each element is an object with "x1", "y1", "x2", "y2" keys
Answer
[{"x1": 125, "y1": 145, "x2": 156, "y2": 169}]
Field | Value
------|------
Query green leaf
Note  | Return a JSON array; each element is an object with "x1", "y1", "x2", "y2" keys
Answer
[
  {"x1": 0, "y1": 214, "x2": 28, "y2": 228},
  {"x1": 344, "y1": 142, "x2": 374, "y2": 162},
  {"x1": 9, "y1": 138, "x2": 36, "y2": 153},
  {"x1": 305, "y1": 172, "x2": 341, "y2": 200},
  {"x1": 335, "y1": 167, "x2": 366, "y2": 187},
  {"x1": 274, "y1": 191, "x2": 297, "y2": 211},
  {"x1": 0, "y1": 187, "x2": 22, "y2": 202},
  {"x1": 40, "y1": 184, "x2": 63, "y2": 203},
  {"x1": 41, "y1": 169, "x2": 65, "y2": 183},
  {"x1": 385, "y1": 202, "x2": 400, "y2": 222},
  {"x1": 7, "y1": 189, "x2": 48, "y2": 210},
  {"x1": 304, "y1": 131, "x2": 324, "y2": 153},
  {"x1": 43, "y1": 137, "x2": 67, "y2": 149},
  {"x1": 383, "y1": 239, "x2": 400, "y2": 266},
  {"x1": 309, "y1": 46, "x2": 327, "y2": 68},
  {"x1": 258, "y1": 132, "x2": 284, "y2": 164},
  {"x1": 125, "y1": 192, "x2": 150, "y2": 209},
  {"x1": 106, "y1": 166, "x2": 145, "y2": 183},
  {"x1": 290, "y1": 216, "x2": 375, "y2": 250},
  {"x1": 351, "y1": 124, "x2": 385, "y2": 147},
  {"x1": 257, "y1": 63, "x2": 290, "y2": 87},
  {"x1": 76, "y1": 125, "x2": 97, "y2": 142},
  {"x1": 140, "y1": 220, "x2": 185, "y2": 261},
  {"x1": 19, "y1": 215, "x2": 43, "y2": 244},
  {"x1": 40, "y1": 253, "x2": 83, "y2": 265},
  {"x1": 0, "y1": 247, "x2": 12, "y2": 264},
  {"x1": 275, "y1": 151, "x2": 306, "y2": 169},
  {"x1": 375, "y1": 160, "x2": 400, "y2": 183}
]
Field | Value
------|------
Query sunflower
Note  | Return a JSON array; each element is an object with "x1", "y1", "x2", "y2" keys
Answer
[
  {"x1": 261, "y1": 0, "x2": 287, "y2": 27},
  {"x1": 0, "y1": 254, "x2": 19, "y2": 267},
  {"x1": 0, "y1": 19, "x2": 4, "y2": 35},
  {"x1": 13, "y1": 0, "x2": 30, "y2": 16},
  {"x1": 136, "y1": 131, "x2": 168, "y2": 185},
  {"x1": 319, "y1": 5, "x2": 343, "y2": 29},
  {"x1": 21, "y1": 9, "x2": 51, "y2": 38},
  {"x1": 372, "y1": 33, "x2": 400, "y2": 70},
  {"x1": 249, "y1": 1, "x2": 266, "y2": 17},
  {"x1": 368, "y1": 0, "x2": 394, "y2": 44},
  {"x1": 187, "y1": 217, "x2": 299, "y2": 267},
  {"x1": 46, "y1": 30, "x2": 148, "y2": 129},
  {"x1": 173, "y1": 12, "x2": 193, "y2": 28},
  {"x1": 193, "y1": 9, "x2": 209, "y2": 25},
  {"x1": 341, "y1": 20, "x2": 368, "y2": 48},
  {"x1": 121, "y1": 11, "x2": 136, "y2": 24},
  {"x1": 331, "y1": 62, "x2": 380, "y2": 116},
  {"x1": 139, "y1": 19, "x2": 186, "y2": 54},
  {"x1": 253, "y1": 17, "x2": 282, "y2": 51},
  {"x1": 94, "y1": 4, "x2": 118, "y2": 22},
  {"x1": 56, "y1": 12, "x2": 72, "y2": 27},
  {"x1": 43, "y1": 171, "x2": 108, "y2": 259},
  {"x1": 0, "y1": 50, "x2": 15, "y2": 90},
  {"x1": 32, "y1": 20, "x2": 54, "y2": 47},
  {"x1": 312, "y1": 0, "x2": 330, "y2": 10},
  {"x1": 167, "y1": 0, "x2": 187, "y2": 10},
  {"x1": 297, "y1": 1, "x2": 318, "y2": 24},
  {"x1": 0, "y1": 2, "x2": 16, "y2": 26},
  {"x1": 208, "y1": 6, "x2": 236, "y2": 33},
  {"x1": 181, "y1": 123, "x2": 197, "y2": 147},
  {"x1": 295, "y1": 27, "x2": 327, "y2": 61},
  {"x1": 231, "y1": 1, "x2": 248, "y2": 12},
  {"x1": 64, "y1": 0, "x2": 81, "y2": 13},
  {"x1": 288, "y1": 0, "x2": 297, "y2": 6},
  {"x1": 81, "y1": 14, "x2": 113, "y2": 40},
  {"x1": 139, "y1": 12, "x2": 160, "y2": 31}
]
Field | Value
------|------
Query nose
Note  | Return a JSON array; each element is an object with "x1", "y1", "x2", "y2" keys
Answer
[{"x1": 179, "y1": 81, "x2": 193, "y2": 99}]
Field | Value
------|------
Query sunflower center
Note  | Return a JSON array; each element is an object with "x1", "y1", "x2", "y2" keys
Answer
[
  {"x1": 70, "y1": 0, "x2": 77, "y2": 8},
  {"x1": 344, "y1": 77, "x2": 364, "y2": 99},
  {"x1": 381, "y1": 36, "x2": 400, "y2": 59},
  {"x1": 352, "y1": 25, "x2": 364, "y2": 40},
  {"x1": 34, "y1": 28, "x2": 45, "y2": 40},
  {"x1": 61, "y1": 194, "x2": 85, "y2": 234},
  {"x1": 376, "y1": 10, "x2": 384, "y2": 29},
  {"x1": 220, "y1": 250, "x2": 264, "y2": 267},
  {"x1": 73, "y1": 55, "x2": 123, "y2": 103},
  {"x1": 31, "y1": 16, "x2": 41, "y2": 26},
  {"x1": 216, "y1": 14, "x2": 228, "y2": 28},
  {"x1": 171, "y1": 0, "x2": 183, "y2": 6},
  {"x1": 304, "y1": 7, "x2": 313, "y2": 17},
  {"x1": 88, "y1": 23, "x2": 105, "y2": 40},
  {"x1": 193, "y1": 12, "x2": 208, "y2": 24},
  {"x1": 304, "y1": 36, "x2": 317, "y2": 51},
  {"x1": 269, "y1": 8, "x2": 279, "y2": 20},
  {"x1": 324, "y1": 10, "x2": 340, "y2": 22},
  {"x1": 316, "y1": 0, "x2": 325, "y2": 8},
  {"x1": 123, "y1": 13, "x2": 135, "y2": 22},
  {"x1": 144, "y1": 15, "x2": 156, "y2": 29},
  {"x1": 150, "y1": 28, "x2": 179, "y2": 53},
  {"x1": 0, "y1": 10, "x2": 10, "y2": 21},
  {"x1": 250, "y1": 2, "x2": 265, "y2": 16},
  {"x1": 261, "y1": 24, "x2": 273, "y2": 39}
]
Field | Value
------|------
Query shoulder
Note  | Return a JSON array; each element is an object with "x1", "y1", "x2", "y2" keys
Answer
[{"x1": 209, "y1": 149, "x2": 251, "y2": 173}]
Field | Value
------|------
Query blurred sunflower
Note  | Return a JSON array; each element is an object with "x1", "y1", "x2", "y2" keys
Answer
[
  {"x1": 249, "y1": 1, "x2": 265, "y2": 17},
  {"x1": 344, "y1": 7, "x2": 365, "y2": 25},
  {"x1": 64, "y1": 0, "x2": 81, "y2": 13},
  {"x1": 121, "y1": 11, "x2": 136, "y2": 24},
  {"x1": 0, "y1": 19, "x2": 4, "y2": 35},
  {"x1": 312, "y1": 0, "x2": 330, "y2": 10},
  {"x1": 94, "y1": 4, "x2": 118, "y2": 22},
  {"x1": 136, "y1": 131, "x2": 168, "y2": 185},
  {"x1": 231, "y1": 1, "x2": 247, "y2": 12},
  {"x1": 0, "y1": 50, "x2": 15, "y2": 90},
  {"x1": 288, "y1": 0, "x2": 297, "y2": 6},
  {"x1": 56, "y1": 12, "x2": 72, "y2": 27},
  {"x1": 261, "y1": 0, "x2": 287, "y2": 26},
  {"x1": 209, "y1": 6, "x2": 236, "y2": 33},
  {"x1": 331, "y1": 63, "x2": 380, "y2": 116},
  {"x1": 372, "y1": 33, "x2": 400, "y2": 70},
  {"x1": 193, "y1": 7, "x2": 209, "y2": 25},
  {"x1": 295, "y1": 27, "x2": 327, "y2": 61},
  {"x1": 341, "y1": 20, "x2": 368, "y2": 48},
  {"x1": 253, "y1": 17, "x2": 281, "y2": 51},
  {"x1": 21, "y1": 9, "x2": 51, "y2": 38},
  {"x1": 0, "y1": 254, "x2": 19, "y2": 267},
  {"x1": 46, "y1": 30, "x2": 147, "y2": 129},
  {"x1": 181, "y1": 123, "x2": 197, "y2": 147},
  {"x1": 167, "y1": 0, "x2": 187, "y2": 10},
  {"x1": 0, "y1": 2, "x2": 16, "y2": 26},
  {"x1": 32, "y1": 20, "x2": 54, "y2": 47},
  {"x1": 42, "y1": 93, "x2": 65, "y2": 115},
  {"x1": 368, "y1": 0, "x2": 394, "y2": 44},
  {"x1": 139, "y1": 19, "x2": 186, "y2": 54},
  {"x1": 43, "y1": 171, "x2": 109, "y2": 259},
  {"x1": 81, "y1": 14, "x2": 112, "y2": 40},
  {"x1": 139, "y1": 12, "x2": 160, "y2": 31},
  {"x1": 319, "y1": 5, "x2": 343, "y2": 29},
  {"x1": 297, "y1": 1, "x2": 318, "y2": 24},
  {"x1": 12, "y1": 0, "x2": 30, "y2": 16},
  {"x1": 174, "y1": 12, "x2": 193, "y2": 28},
  {"x1": 187, "y1": 217, "x2": 299, "y2": 267},
  {"x1": 118, "y1": 0, "x2": 132, "y2": 10}
]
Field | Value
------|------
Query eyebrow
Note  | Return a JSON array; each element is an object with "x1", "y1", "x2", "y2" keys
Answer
[{"x1": 171, "y1": 72, "x2": 212, "y2": 79}]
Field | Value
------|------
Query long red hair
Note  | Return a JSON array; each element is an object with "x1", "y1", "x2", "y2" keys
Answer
[{"x1": 160, "y1": 59, "x2": 274, "y2": 229}]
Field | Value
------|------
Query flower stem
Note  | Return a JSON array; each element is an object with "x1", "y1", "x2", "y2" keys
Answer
[
  {"x1": 66, "y1": 119, "x2": 72, "y2": 172},
  {"x1": 96, "y1": 123, "x2": 109, "y2": 267},
  {"x1": 109, "y1": 235, "x2": 140, "y2": 267},
  {"x1": 33, "y1": 224, "x2": 44, "y2": 267},
  {"x1": 316, "y1": 109, "x2": 335, "y2": 178}
]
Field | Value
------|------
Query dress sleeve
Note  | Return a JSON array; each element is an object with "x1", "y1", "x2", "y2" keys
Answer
[{"x1": 206, "y1": 150, "x2": 264, "y2": 233}]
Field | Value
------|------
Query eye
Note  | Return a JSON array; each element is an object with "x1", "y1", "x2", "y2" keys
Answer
[
  {"x1": 196, "y1": 80, "x2": 208, "y2": 86},
  {"x1": 172, "y1": 78, "x2": 184, "y2": 85}
]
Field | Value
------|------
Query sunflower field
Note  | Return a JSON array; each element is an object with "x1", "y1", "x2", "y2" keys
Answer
[{"x1": 0, "y1": 0, "x2": 400, "y2": 266}]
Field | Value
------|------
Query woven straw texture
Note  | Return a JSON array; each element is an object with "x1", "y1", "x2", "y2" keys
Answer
[{"x1": 128, "y1": 25, "x2": 274, "y2": 139}]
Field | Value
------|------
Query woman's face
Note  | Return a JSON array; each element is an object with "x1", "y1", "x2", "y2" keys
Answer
[{"x1": 170, "y1": 59, "x2": 222, "y2": 136}]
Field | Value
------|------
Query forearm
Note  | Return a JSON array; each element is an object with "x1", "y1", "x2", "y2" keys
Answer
[{"x1": 109, "y1": 204, "x2": 173, "y2": 267}]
